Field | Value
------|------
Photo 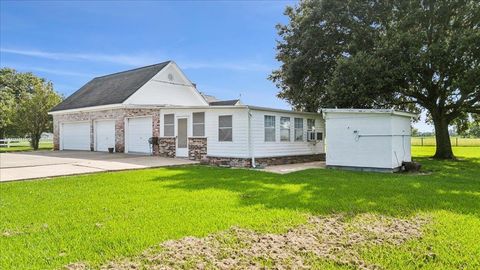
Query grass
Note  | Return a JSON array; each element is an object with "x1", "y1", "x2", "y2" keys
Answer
[
  {"x1": 0, "y1": 141, "x2": 53, "y2": 153},
  {"x1": 411, "y1": 136, "x2": 480, "y2": 146},
  {"x1": 1, "y1": 146, "x2": 479, "y2": 269}
]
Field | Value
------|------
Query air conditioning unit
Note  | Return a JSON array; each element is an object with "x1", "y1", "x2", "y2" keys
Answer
[{"x1": 307, "y1": 131, "x2": 323, "y2": 142}]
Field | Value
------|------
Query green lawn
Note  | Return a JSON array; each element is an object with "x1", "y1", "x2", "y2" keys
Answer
[
  {"x1": 0, "y1": 141, "x2": 53, "y2": 153},
  {"x1": 1, "y1": 147, "x2": 479, "y2": 269}
]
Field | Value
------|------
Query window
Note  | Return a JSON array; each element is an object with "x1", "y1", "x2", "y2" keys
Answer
[
  {"x1": 164, "y1": 114, "x2": 174, "y2": 136},
  {"x1": 294, "y1": 118, "x2": 303, "y2": 141},
  {"x1": 316, "y1": 132, "x2": 323, "y2": 141},
  {"x1": 280, "y1": 117, "x2": 291, "y2": 142},
  {"x1": 218, "y1": 115, "x2": 232, "y2": 141},
  {"x1": 307, "y1": 119, "x2": 316, "y2": 131},
  {"x1": 192, "y1": 112, "x2": 205, "y2": 136},
  {"x1": 264, "y1": 115, "x2": 276, "y2": 142}
]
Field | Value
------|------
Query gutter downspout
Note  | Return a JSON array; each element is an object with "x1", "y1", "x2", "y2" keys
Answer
[{"x1": 247, "y1": 107, "x2": 256, "y2": 168}]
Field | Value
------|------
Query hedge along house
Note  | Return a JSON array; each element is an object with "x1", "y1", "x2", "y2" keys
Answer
[{"x1": 49, "y1": 61, "x2": 326, "y2": 167}]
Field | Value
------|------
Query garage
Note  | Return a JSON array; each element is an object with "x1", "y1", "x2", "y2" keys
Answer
[
  {"x1": 61, "y1": 122, "x2": 90, "y2": 150},
  {"x1": 95, "y1": 120, "x2": 116, "y2": 152},
  {"x1": 126, "y1": 117, "x2": 152, "y2": 154}
]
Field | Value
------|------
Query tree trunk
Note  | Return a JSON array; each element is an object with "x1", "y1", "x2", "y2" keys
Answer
[
  {"x1": 432, "y1": 114, "x2": 455, "y2": 159},
  {"x1": 30, "y1": 134, "x2": 40, "y2": 150}
]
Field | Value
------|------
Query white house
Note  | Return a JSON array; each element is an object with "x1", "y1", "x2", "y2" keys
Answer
[
  {"x1": 49, "y1": 61, "x2": 326, "y2": 167},
  {"x1": 323, "y1": 109, "x2": 415, "y2": 172}
]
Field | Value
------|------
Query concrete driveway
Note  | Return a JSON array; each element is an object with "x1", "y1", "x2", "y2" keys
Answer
[{"x1": 0, "y1": 151, "x2": 197, "y2": 182}]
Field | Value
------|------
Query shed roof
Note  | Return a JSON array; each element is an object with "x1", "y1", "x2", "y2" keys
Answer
[
  {"x1": 321, "y1": 108, "x2": 417, "y2": 118},
  {"x1": 209, "y1": 99, "x2": 240, "y2": 106},
  {"x1": 50, "y1": 61, "x2": 171, "y2": 112}
]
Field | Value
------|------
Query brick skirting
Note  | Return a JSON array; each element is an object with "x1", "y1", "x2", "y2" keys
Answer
[
  {"x1": 188, "y1": 137, "x2": 207, "y2": 160},
  {"x1": 207, "y1": 153, "x2": 326, "y2": 168}
]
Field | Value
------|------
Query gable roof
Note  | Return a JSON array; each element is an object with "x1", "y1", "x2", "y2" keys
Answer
[
  {"x1": 209, "y1": 99, "x2": 240, "y2": 106},
  {"x1": 51, "y1": 61, "x2": 171, "y2": 112}
]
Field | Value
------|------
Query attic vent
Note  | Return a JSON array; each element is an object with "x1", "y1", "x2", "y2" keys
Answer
[{"x1": 168, "y1": 73, "x2": 174, "y2": 81}]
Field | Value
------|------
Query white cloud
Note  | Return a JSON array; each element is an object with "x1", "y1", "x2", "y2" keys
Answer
[
  {"x1": 0, "y1": 62, "x2": 92, "y2": 77},
  {"x1": 1, "y1": 47, "x2": 275, "y2": 72},
  {"x1": 180, "y1": 61, "x2": 274, "y2": 72},
  {"x1": 0, "y1": 47, "x2": 159, "y2": 66}
]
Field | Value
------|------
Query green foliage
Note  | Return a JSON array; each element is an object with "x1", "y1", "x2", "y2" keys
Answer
[
  {"x1": 14, "y1": 80, "x2": 62, "y2": 150},
  {"x1": 0, "y1": 89, "x2": 16, "y2": 132},
  {"x1": 1, "y1": 147, "x2": 479, "y2": 269},
  {"x1": 271, "y1": 0, "x2": 480, "y2": 159},
  {"x1": 0, "y1": 68, "x2": 62, "y2": 145}
]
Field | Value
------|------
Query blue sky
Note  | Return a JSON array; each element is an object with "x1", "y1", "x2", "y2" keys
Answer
[{"x1": 0, "y1": 0, "x2": 433, "y2": 131}]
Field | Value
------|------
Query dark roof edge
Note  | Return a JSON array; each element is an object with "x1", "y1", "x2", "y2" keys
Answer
[{"x1": 94, "y1": 60, "x2": 172, "y2": 79}]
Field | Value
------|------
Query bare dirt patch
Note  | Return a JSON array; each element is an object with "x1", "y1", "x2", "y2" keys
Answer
[{"x1": 68, "y1": 214, "x2": 429, "y2": 270}]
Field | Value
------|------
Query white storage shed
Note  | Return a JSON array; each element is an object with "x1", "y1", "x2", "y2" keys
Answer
[{"x1": 322, "y1": 109, "x2": 416, "y2": 172}]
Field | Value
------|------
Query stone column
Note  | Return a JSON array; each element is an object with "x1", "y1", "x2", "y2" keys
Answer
[{"x1": 188, "y1": 137, "x2": 207, "y2": 160}]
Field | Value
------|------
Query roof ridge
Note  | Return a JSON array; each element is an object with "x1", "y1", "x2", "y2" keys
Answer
[{"x1": 94, "y1": 60, "x2": 172, "y2": 79}]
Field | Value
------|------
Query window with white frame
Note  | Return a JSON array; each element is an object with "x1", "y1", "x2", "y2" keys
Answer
[
  {"x1": 164, "y1": 114, "x2": 175, "y2": 136},
  {"x1": 280, "y1": 117, "x2": 291, "y2": 142},
  {"x1": 264, "y1": 115, "x2": 276, "y2": 142},
  {"x1": 218, "y1": 115, "x2": 232, "y2": 141},
  {"x1": 294, "y1": 118, "x2": 303, "y2": 141},
  {"x1": 307, "y1": 119, "x2": 315, "y2": 131},
  {"x1": 192, "y1": 112, "x2": 205, "y2": 136}
]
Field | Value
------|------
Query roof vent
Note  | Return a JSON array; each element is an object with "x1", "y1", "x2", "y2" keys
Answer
[{"x1": 168, "y1": 73, "x2": 174, "y2": 81}]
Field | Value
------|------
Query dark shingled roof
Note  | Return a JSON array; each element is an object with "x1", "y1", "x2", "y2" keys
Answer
[
  {"x1": 209, "y1": 99, "x2": 240, "y2": 106},
  {"x1": 51, "y1": 61, "x2": 171, "y2": 112}
]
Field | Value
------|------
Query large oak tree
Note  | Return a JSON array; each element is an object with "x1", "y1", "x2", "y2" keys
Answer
[{"x1": 270, "y1": 0, "x2": 479, "y2": 159}]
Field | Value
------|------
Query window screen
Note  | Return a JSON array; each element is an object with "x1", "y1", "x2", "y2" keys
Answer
[
  {"x1": 280, "y1": 117, "x2": 291, "y2": 142},
  {"x1": 164, "y1": 114, "x2": 174, "y2": 136},
  {"x1": 218, "y1": 115, "x2": 232, "y2": 141},
  {"x1": 192, "y1": 112, "x2": 205, "y2": 137},
  {"x1": 307, "y1": 119, "x2": 316, "y2": 131},
  {"x1": 294, "y1": 118, "x2": 303, "y2": 141},
  {"x1": 264, "y1": 115, "x2": 276, "y2": 142}
]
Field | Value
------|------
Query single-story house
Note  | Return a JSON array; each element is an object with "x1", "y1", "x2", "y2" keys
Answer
[
  {"x1": 49, "y1": 61, "x2": 325, "y2": 167},
  {"x1": 49, "y1": 61, "x2": 415, "y2": 171}
]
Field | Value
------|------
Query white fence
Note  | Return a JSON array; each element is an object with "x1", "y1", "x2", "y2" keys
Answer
[
  {"x1": 0, "y1": 138, "x2": 52, "y2": 148},
  {"x1": 0, "y1": 138, "x2": 24, "y2": 148}
]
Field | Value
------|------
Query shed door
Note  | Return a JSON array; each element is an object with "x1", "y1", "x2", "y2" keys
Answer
[
  {"x1": 95, "y1": 120, "x2": 115, "y2": 152},
  {"x1": 61, "y1": 122, "x2": 90, "y2": 150},
  {"x1": 127, "y1": 117, "x2": 152, "y2": 154}
]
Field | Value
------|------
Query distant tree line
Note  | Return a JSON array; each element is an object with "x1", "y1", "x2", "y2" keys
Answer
[{"x1": 0, "y1": 68, "x2": 62, "y2": 150}]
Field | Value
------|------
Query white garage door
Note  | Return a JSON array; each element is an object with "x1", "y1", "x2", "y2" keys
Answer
[
  {"x1": 95, "y1": 120, "x2": 115, "y2": 152},
  {"x1": 127, "y1": 117, "x2": 152, "y2": 154},
  {"x1": 61, "y1": 122, "x2": 90, "y2": 150}
]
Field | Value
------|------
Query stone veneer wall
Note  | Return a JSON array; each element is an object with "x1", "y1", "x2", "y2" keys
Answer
[
  {"x1": 207, "y1": 153, "x2": 326, "y2": 168},
  {"x1": 53, "y1": 108, "x2": 160, "y2": 154},
  {"x1": 188, "y1": 137, "x2": 207, "y2": 161},
  {"x1": 158, "y1": 137, "x2": 176, "y2": 158}
]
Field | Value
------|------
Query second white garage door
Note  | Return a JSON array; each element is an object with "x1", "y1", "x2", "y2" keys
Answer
[
  {"x1": 61, "y1": 122, "x2": 90, "y2": 150},
  {"x1": 126, "y1": 117, "x2": 152, "y2": 154},
  {"x1": 95, "y1": 120, "x2": 116, "y2": 152}
]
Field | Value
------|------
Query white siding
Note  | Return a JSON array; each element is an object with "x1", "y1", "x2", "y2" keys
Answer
[
  {"x1": 160, "y1": 107, "x2": 250, "y2": 158},
  {"x1": 324, "y1": 112, "x2": 412, "y2": 169},
  {"x1": 124, "y1": 63, "x2": 207, "y2": 106},
  {"x1": 250, "y1": 109, "x2": 325, "y2": 158},
  {"x1": 390, "y1": 115, "x2": 412, "y2": 168}
]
